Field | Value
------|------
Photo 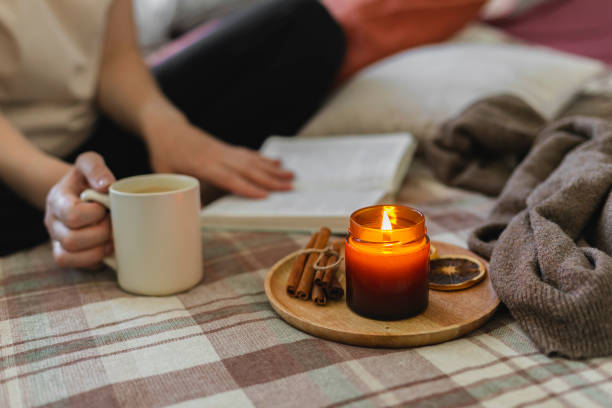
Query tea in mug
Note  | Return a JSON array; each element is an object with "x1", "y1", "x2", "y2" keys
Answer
[{"x1": 129, "y1": 186, "x2": 177, "y2": 194}]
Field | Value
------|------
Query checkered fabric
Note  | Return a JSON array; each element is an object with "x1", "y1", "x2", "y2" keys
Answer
[{"x1": 1, "y1": 160, "x2": 611, "y2": 407}]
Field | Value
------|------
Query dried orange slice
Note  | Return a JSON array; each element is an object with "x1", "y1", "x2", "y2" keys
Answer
[
  {"x1": 429, "y1": 243, "x2": 438, "y2": 260},
  {"x1": 429, "y1": 255, "x2": 486, "y2": 291}
]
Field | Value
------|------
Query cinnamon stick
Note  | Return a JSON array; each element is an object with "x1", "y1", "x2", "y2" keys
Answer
[
  {"x1": 286, "y1": 232, "x2": 318, "y2": 297},
  {"x1": 322, "y1": 241, "x2": 343, "y2": 289},
  {"x1": 296, "y1": 227, "x2": 331, "y2": 300},
  {"x1": 312, "y1": 284, "x2": 327, "y2": 305},
  {"x1": 313, "y1": 253, "x2": 329, "y2": 287},
  {"x1": 328, "y1": 275, "x2": 344, "y2": 300}
]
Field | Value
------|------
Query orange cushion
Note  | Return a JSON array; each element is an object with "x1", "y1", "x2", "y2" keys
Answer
[{"x1": 323, "y1": 0, "x2": 487, "y2": 83}]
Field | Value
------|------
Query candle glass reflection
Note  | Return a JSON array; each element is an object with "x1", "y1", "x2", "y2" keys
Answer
[{"x1": 345, "y1": 205, "x2": 429, "y2": 320}]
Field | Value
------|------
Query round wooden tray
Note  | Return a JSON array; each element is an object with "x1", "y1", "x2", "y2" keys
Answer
[{"x1": 264, "y1": 241, "x2": 499, "y2": 348}]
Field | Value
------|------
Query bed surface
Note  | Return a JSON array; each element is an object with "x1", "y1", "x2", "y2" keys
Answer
[{"x1": 2, "y1": 160, "x2": 610, "y2": 407}]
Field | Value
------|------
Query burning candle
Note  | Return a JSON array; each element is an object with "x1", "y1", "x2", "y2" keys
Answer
[{"x1": 345, "y1": 205, "x2": 430, "y2": 320}]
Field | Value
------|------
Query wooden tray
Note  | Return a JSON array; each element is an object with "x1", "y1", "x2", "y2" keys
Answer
[{"x1": 264, "y1": 241, "x2": 499, "y2": 348}]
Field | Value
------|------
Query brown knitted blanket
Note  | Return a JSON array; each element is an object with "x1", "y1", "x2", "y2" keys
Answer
[
  {"x1": 427, "y1": 95, "x2": 612, "y2": 358},
  {"x1": 425, "y1": 93, "x2": 612, "y2": 196},
  {"x1": 425, "y1": 95, "x2": 545, "y2": 196}
]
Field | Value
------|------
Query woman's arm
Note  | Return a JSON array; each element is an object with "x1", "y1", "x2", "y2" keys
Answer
[
  {"x1": 1, "y1": 113, "x2": 115, "y2": 266},
  {"x1": 0, "y1": 113, "x2": 71, "y2": 209},
  {"x1": 96, "y1": 0, "x2": 184, "y2": 137},
  {"x1": 96, "y1": 0, "x2": 293, "y2": 198}
]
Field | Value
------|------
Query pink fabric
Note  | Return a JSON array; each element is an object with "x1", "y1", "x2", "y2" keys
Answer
[
  {"x1": 146, "y1": 20, "x2": 220, "y2": 67},
  {"x1": 492, "y1": 0, "x2": 612, "y2": 65}
]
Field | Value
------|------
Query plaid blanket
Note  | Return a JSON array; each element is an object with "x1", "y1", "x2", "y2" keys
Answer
[{"x1": 1, "y1": 160, "x2": 611, "y2": 407}]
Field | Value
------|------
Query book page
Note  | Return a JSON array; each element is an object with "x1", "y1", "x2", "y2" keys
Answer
[
  {"x1": 260, "y1": 134, "x2": 414, "y2": 191},
  {"x1": 201, "y1": 133, "x2": 415, "y2": 220},
  {"x1": 203, "y1": 189, "x2": 387, "y2": 217}
]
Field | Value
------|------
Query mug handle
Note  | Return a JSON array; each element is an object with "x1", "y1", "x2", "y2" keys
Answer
[{"x1": 80, "y1": 189, "x2": 118, "y2": 270}]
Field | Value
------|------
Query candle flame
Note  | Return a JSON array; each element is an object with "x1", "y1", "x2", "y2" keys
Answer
[{"x1": 381, "y1": 211, "x2": 393, "y2": 231}]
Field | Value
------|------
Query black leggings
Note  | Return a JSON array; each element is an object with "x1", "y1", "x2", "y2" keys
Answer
[{"x1": 0, "y1": 0, "x2": 345, "y2": 255}]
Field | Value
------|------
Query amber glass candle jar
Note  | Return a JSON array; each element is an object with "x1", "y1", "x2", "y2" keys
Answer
[{"x1": 345, "y1": 205, "x2": 430, "y2": 320}]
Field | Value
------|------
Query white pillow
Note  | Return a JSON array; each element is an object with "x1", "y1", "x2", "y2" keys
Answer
[
  {"x1": 173, "y1": 0, "x2": 266, "y2": 33},
  {"x1": 133, "y1": 0, "x2": 263, "y2": 55},
  {"x1": 299, "y1": 26, "x2": 604, "y2": 142},
  {"x1": 133, "y1": 0, "x2": 177, "y2": 54},
  {"x1": 481, "y1": 0, "x2": 558, "y2": 20}
]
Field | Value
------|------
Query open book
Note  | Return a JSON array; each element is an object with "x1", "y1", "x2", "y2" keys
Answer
[{"x1": 200, "y1": 133, "x2": 417, "y2": 233}]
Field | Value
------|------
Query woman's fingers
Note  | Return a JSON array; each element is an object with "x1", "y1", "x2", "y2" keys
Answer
[
  {"x1": 204, "y1": 164, "x2": 269, "y2": 198},
  {"x1": 44, "y1": 151, "x2": 118, "y2": 269},
  {"x1": 241, "y1": 166, "x2": 293, "y2": 191},
  {"x1": 74, "y1": 152, "x2": 116, "y2": 191},
  {"x1": 52, "y1": 239, "x2": 111, "y2": 269},
  {"x1": 51, "y1": 191, "x2": 108, "y2": 229},
  {"x1": 223, "y1": 149, "x2": 294, "y2": 191},
  {"x1": 256, "y1": 158, "x2": 294, "y2": 180},
  {"x1": 51, "y1": 216, "x2": 111, "y2": 252},
  {"x1": 47, "y1": 152, "x2": 114, "y2": 229},
  {"x1": 219, "y1": 162, "x2": 291, "y2": 196},
  {"x1": 239, "y1": 149, "x2": 294, "y2": 180},
  {"x1": 223, "y1": 173, "x2": 269, "y2": 198}
]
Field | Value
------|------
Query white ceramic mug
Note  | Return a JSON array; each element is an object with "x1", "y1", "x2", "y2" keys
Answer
[{"x1": 81, "y1": 174, "x2": 203, "y2": 296}]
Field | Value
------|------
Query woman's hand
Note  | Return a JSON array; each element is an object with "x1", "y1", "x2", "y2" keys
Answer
[
  {"x1": 146, "y1": 118, "x2": 294, "y2": 198},
  {"x1": 45, "y1": 152, "x2": 116, "y2": 268}
]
